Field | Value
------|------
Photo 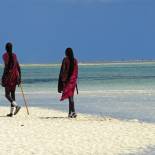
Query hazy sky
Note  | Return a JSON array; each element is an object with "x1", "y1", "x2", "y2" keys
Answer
[{"x1": 0, "y1": 0, "x2": 154, "y2": 63}]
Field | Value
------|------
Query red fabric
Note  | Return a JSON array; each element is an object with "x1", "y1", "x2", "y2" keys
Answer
[
  {"x1": 2, "y1": 52, "x2": 20, "y2": 91},
  {"x1": 60, "y1": 57, "x2": 78, "y2": 101}
]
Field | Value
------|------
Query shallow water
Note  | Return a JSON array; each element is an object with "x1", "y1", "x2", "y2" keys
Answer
[{"x1": 0, "y1": 62, "x2": 155, "y2": 124}]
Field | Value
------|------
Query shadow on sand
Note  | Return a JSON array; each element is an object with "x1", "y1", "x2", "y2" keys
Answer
[
  {"x1": 39, "y1": 116, "x2": 68, "y2": 120},
  {"x1": 0, "y1": 115, "x2": 9, "y2": 118}
]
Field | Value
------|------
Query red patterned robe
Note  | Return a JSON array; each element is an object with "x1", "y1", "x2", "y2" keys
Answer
[
  {"x1": 2, "y1": 52, "x2": 21, "y2": 91},
  {"x1": 58, "y1": 57, "x2": 78, "y2": 101}
]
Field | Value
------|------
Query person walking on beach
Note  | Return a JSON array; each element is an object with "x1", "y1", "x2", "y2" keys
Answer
[
  {"x1": 1, "y1": 42, "x2": 21, "y2": 117},
  {"x1": 58, "y1": 48, "x2": 78, "y2": 118}
]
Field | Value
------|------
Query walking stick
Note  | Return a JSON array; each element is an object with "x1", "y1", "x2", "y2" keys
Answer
[
  {"x1": 20, "y1": 84, "x2": 29, "y2": 115},
  {"x1": 76, "y1": 84, "x2": 79, "y2": 95}
]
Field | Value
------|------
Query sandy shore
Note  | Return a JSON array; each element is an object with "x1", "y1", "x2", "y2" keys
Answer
[{"x1": 0, "y1": 107, "x2": 155, "y2": 155}]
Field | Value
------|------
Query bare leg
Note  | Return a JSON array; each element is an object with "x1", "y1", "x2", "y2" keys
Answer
[
  {"x1": 11, "y1": 91, "x2": 15, "y2": 101},
  {"x1": 5, "y1": 88, "x2": 20, "y2": 116},
  {"x1": 68, "y1": 96, "x2": 77, "y2": 118},
  {"x1": 5, "y1": 88, "x2": 14, "y2": 107},
  {"x1": 5, "y1": 88, "x2": 15, "y2": 116},
  {"x1": 69, "y1": 96, "x2": 75, "y2": 113}
]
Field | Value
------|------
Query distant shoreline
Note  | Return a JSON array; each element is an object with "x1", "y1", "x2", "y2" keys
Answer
[{"x1": 1, "y1": 60, "x2": 155, "y2": 67}]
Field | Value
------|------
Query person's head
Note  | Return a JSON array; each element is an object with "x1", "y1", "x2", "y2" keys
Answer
[
  {"x1": 65, "y1": 47, "x2": 74, "y2": 60},
  {"x1": 5, "y1": 42, "x2": 14, "y2": 68},
  {"x1": 65, "y1": 47, "x2": 75, "y2": 80},
  {"x1": 5, "y1": 42, "x2": 13, "y2": 54}
]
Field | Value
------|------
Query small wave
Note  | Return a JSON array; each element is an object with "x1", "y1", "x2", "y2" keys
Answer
[
  {"x1": 22, "y1": 78, "x2": 58, "y2": 84},
  {"x1": 20, "y1": 64, "x2": 60, "y2": 67},
  {"x1": 0, "y1": 89, "x2": 153, "y2": 95}
]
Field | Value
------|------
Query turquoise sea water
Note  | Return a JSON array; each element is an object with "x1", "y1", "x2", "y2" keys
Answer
[{"x1": 0, "y1": 62, "x2": 155, "y2": 123}]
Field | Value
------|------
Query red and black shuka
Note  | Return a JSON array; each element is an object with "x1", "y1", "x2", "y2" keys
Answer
[
  {"x1": 58, "y1": 57, "x2": 78, "y2": 100},
  {"x1": 2, "y1": 52, "x2": 21, "y2": 91},
  {"x1": 58, "y1": 49, "x2": 78, "y2": 118}
]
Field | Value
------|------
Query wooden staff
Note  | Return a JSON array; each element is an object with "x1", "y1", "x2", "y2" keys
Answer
[{"x1": 20, "y1": 84, "x2": 29, "y2": 115}]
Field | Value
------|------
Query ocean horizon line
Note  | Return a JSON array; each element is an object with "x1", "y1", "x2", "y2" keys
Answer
[{"x1": 1, "y1": 60, "x2": 155, "y2": 66}]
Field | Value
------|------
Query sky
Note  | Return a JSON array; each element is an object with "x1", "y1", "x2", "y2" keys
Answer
[{"x1": 0, "y1": 0, "x2": 155, "y2": 63}]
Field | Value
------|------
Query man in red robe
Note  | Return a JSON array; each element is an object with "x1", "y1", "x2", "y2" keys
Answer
[
  {"x1": 1, "y1": 42, "x2": 21, "y2": 117},
  {"x1": 58, "y1": 48, "x2": 78, "y2": 118}
]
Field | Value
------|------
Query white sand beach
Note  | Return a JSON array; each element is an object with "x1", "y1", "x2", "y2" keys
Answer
[{"x1": 0, "y1": 107, "x2": 155, "y2": 155}]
